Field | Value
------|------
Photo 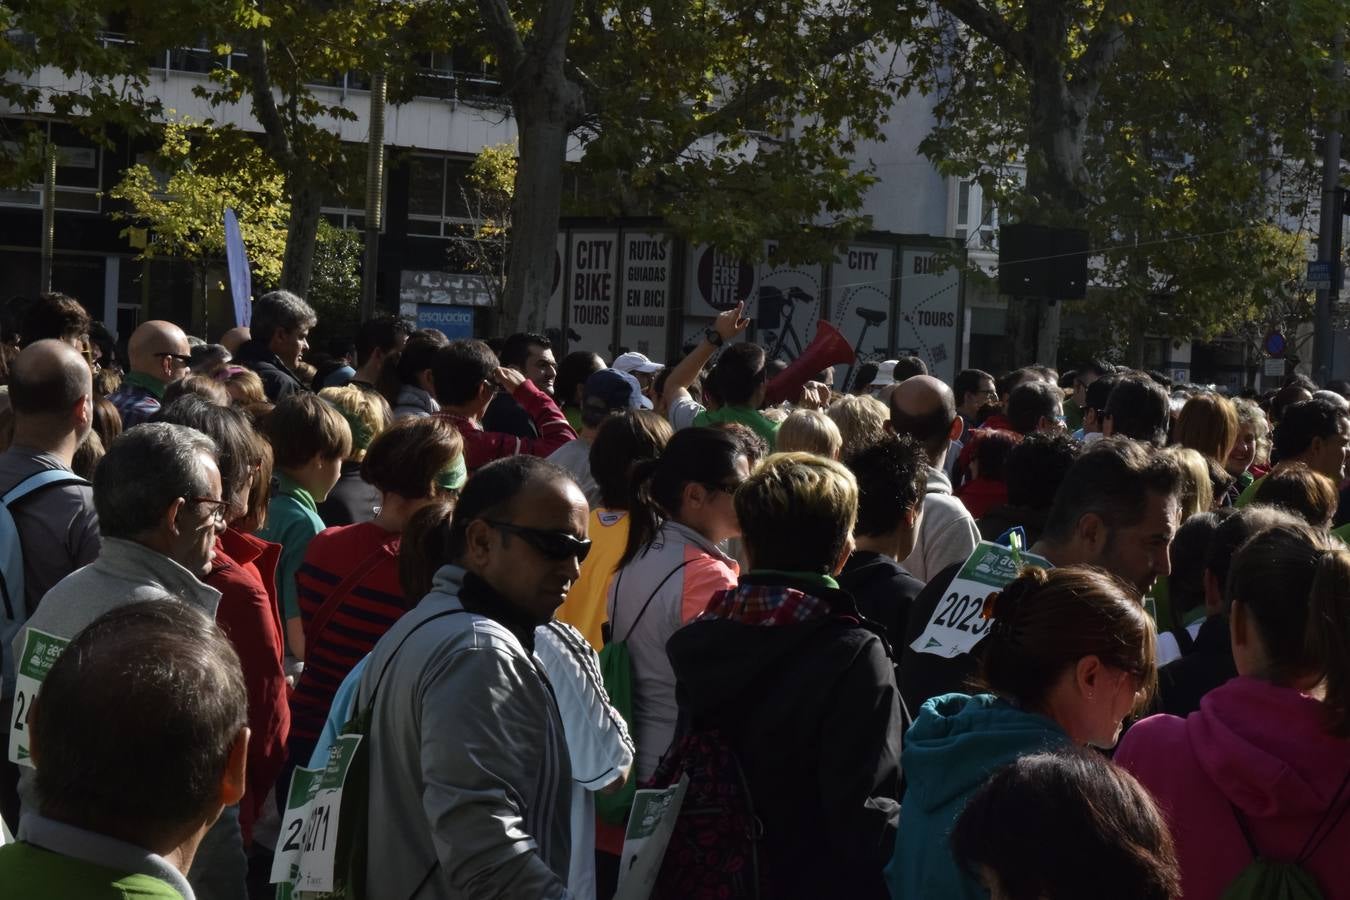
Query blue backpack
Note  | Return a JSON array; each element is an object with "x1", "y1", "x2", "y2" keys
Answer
[{"x1": 0, "y1": 469, "x2": 88, "y2": 695}]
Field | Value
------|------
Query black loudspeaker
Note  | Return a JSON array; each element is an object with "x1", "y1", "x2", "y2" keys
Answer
[{"x1": 997, "y1": 224, "x2": 1089, "y2": 299}]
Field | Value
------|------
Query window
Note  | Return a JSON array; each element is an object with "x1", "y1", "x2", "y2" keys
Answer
[
  {"x1": 0, "y1": 121, "x2": 103, "y2": 212},
  {"x1": 404, "y1": 154, "x2": 474, "y2": 238},
  {"x1": 952, "y1": 178, "x2": 997, "y2": 252},
  {"x1": 321, "y1": 144, "x2": 383, "y2": 232}
]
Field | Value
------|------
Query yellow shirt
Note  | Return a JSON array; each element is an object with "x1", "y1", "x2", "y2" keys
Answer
[{"x1": 557, "y1": 509, "x2": 630, "y2": 651}]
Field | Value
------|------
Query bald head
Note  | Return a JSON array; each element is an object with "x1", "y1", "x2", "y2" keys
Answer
[
  {"x1": 889, "y1": 375, "x2": 958, "y2": 464},
  {"x1": 129, "y1": 321, "x2": 190, "y2": 382},
  {"x1": 219, "y1": 327, "x2": 251, "y2": 355},
  {"x1": 10, "y1": 339, "x2": 92, "y2": 425}
]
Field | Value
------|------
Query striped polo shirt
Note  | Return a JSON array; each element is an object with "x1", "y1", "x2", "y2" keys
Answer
[{"x1": 290, "y1": 522, "x2": 405, "y2": 743}]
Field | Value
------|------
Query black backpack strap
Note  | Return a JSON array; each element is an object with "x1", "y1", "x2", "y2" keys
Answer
[
  {"x1": 617, "y1": 559, "x2": 693, "y2": 643},
  {"x1": 1297, "y1": 765, "x2": 1350, "y2": 864},
  {"x1": 1228, "y1": 801, "x2": 1261, "y2": 860},
  {"x1": 1171, "y1": 624, "x2": 1196, "y2": 657},
  {"x1": 1230, "y1": 764, "x2": 1350, "y2": 866}
]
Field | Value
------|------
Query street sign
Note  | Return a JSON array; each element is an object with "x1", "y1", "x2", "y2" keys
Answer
[
  {"x1": 1263, "y1": 331, "x2": 1286, "y2": 358},
  {"x1": 1264, "y1": 358, "x2": 1286, "y2": 378},
  {"x1": 1308, "y1": 261, "x2": 1335, "y2": 289}
]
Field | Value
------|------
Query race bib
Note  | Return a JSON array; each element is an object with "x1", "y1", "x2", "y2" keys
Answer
[
  {"x1": 909, "y1": 541, "x2": 1052, "y2": 659},
  {"x1": 271, "y1": 734, "x2": 362, "y2": 896},
  {"x1": 8, "y1": 628, "x2": 69, "y2": 767},
  {"x1": 615, "y1": 775, "x2": 690, "y2": 900}
]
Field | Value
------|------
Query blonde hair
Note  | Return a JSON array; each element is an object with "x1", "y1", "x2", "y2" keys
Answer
[
  {"x1": 221, "y1": 368, "x2": 266, "y2": 406},
  {"x1": 1233, "y1": 398, "x2": 1271, "y2": 466},
  {"x1": 1174, "y1": 394, "x2": 1238, "y2": 464},
  {"x1": 1160, "y1": 446, "x2": 1213, "y2": 520},
  {"x1": 319, "y1": 385, "x2": 392, "y2": 462},
  {"x1": 827, "y1": 393, "x2": 889, "y2": 455},
  {"x1": 734, "y1": 451, "x2": 858, "y2": 572},
  {"x1": 776, "y1": 409, "x2": 843, "y2": 459}
]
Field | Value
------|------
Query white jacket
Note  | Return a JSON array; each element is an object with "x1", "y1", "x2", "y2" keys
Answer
[{"x1": 901, "y1": 467, "x2": 980, "y2": 583}]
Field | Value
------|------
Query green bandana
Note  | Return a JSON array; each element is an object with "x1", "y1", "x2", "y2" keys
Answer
[
  {"x1": 337, "y1": 408, "x2": 374, "y2": 451},
  {"x1": 436, "y1": 454, "x2": 467, "y2": 492}
]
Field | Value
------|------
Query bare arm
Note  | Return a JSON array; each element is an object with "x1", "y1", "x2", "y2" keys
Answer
[{"x1": 661, "y1": 302, "x2": 750, "y2": 403}]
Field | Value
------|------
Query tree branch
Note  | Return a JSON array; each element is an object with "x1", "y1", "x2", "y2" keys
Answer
[
  {"x1": 1070, "y1": 3, "x2": 1127, "y2": 103},
  {"x1": 671, "y1": 17, "x2": 882, "y2": 151},
  {"x1": 474, "y1": 0, "x2": 527, "y2": 82},
  {"x1": 936, "y1": 0, "x2": 1028, "y2": 68},
  {"x1": 236, "y1": 33, "x2": 296, "y2": 171}
]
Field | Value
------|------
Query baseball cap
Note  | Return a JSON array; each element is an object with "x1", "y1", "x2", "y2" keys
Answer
[
  {"x1": 869, "y1": 360, "x2": 899, "y2": 387},
  {"x1": 583, "y1": 369, "x2": 653, "y2": 423},
  {"x1": 613, "y1": 351, "x2": 664, "y2": 375}
]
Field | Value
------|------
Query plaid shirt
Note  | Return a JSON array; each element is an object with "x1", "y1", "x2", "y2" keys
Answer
[
  {"x1": 107, "y1": 378, "x2": 162, "y2": 428},
  {"x1": 699, "y1": 581, "x2": 833, "y2": 627}
]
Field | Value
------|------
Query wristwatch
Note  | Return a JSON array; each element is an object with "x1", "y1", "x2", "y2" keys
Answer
[{"x1": 704, "y1": 327, "x2": 724, "y2": 347}]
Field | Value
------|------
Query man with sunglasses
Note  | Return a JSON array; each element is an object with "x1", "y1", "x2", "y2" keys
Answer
[
  {"x1": 357, "y1": 456, "x2": 588, "y2": 899},
  {"x1": 108, "y1": 320, "x2": 192, "y2": 427}
]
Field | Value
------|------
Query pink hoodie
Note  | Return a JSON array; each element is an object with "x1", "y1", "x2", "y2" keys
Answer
[{"x1": 1116, "y1": 677, "x2": 1350, "y2": 899}]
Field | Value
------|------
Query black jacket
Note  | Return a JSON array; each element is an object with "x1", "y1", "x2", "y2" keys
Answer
[
  {"x1": 976, "y1": 504, "x2": 1049, "y2": 546},
  {"x1": 666, "y1": 574, "x2": 903, "y2": 899},
  {"x1": 482, "y1": 390, "x2": 539, "y2": 439},
  {"x1": 1155, "y1": 614, "x2": 1237, "y2": 717},
  {"x1": 836, "y1": 551, "x2": 923, "y2": 653},
  {"x1": 235, "y1": 339, "x2": 306, "y2": 402},
  {"x1": 896, "y1": 561, "x2": 977, "y2": 716},
  {"x1": 316, "y1": 462, "x2": 380, "y2": 527}
]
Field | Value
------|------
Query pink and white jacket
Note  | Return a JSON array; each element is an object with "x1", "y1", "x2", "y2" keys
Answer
[{"x1": 606, "y1": 521, "x2": 738, "y2": 781}]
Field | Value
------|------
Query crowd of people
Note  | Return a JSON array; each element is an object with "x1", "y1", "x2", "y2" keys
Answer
[{"x1": 0, "y1": 287, "x2": 1347, "y2": 899}]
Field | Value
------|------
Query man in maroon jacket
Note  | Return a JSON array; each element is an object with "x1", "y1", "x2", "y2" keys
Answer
[{"x1": 432, "y1": 339, "x2": 577, "y2": 471}]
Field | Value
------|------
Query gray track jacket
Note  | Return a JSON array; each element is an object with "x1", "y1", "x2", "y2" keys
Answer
[{"x1": 356, "y1": 564, "x2": 572, "y2": 899}]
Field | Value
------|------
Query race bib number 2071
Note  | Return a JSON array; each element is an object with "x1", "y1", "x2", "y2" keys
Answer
[
  {"x1": 8, "y1": 628, "x2": 69, "y2": 767},
  {"x1": 909, "y1": 542, "x2": 1052, "y2": 659}
]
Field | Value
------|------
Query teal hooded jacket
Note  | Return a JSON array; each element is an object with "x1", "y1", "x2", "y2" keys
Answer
[{"x1": 885, "y1": 693, "x2": 1069, "y2": 899}]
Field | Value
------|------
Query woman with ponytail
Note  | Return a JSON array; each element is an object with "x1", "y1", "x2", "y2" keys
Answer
[
  {"x1": 888, "y1": 565, "x2": 1156, "y2": 899},
  {"x1": 606, "y1": 426, "x2": 749, "y2": 782},
  {"x1": 1117, "y1": 521, "x2": 1350, "y2": 899}
]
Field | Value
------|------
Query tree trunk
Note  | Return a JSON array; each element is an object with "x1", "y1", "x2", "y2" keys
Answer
[
  {"x1": 1019, "y1": 75, "x2": 1086, "y2": 369},
  {"x1": 503, "y1": 63, "x2": 583, "y2": 332},
  {"x1": 282, "y1": 174, "x2": 323, "y2": 297}
]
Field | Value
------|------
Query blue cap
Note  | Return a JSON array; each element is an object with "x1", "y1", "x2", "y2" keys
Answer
[{"x1": 583, "y1": 369, "x2": 652, "y2": 423}]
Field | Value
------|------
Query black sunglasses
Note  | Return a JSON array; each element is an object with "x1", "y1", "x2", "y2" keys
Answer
[
  {"x1": 155, "y1": 352, "x2": 192, "y2": 365},
  {"x1": 484, "y1": 520, "x2": 591, "y2": 562}
]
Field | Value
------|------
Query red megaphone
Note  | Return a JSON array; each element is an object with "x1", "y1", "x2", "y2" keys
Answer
[{"x1": 763, "y1": 321, "x2": 856, "y2": 406}]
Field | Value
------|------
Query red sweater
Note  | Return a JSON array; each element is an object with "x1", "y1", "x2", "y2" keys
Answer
[
  {"x1": 207, "y1": 528, "x2": 289, "y2": 845},
  {"x1": 440, "y1": 380, "x2": 577, "y2": 472},
  {"x1": 290, "y1": 523, "x2": 405, "y2": 744},
  {"x1": 955, "y1": 477, "x2": 1007, "y2": 520}
]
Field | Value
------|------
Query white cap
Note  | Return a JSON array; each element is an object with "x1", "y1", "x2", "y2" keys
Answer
[
  {"x1": 613, "y1": 351, "x2": 664, "y2": 375},
  {"x1": 869, "y1": 360, "x2": 899, "y2": 387}
]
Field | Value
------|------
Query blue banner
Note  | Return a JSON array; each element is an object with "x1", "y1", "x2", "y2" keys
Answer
[{"x1": 224, "y1": 208, "x2": 252, "y2": 327}]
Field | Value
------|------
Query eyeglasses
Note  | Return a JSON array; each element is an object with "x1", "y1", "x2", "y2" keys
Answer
[
  {"x1": 484, "y1": 520, "x2": 591, "y2": 562},
  {"x1": 156, "y1": 352, "x2": 192, "y2": 366},
  {"x1": 186, "y1": 496, "x2": 231, "y2": 526}
]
